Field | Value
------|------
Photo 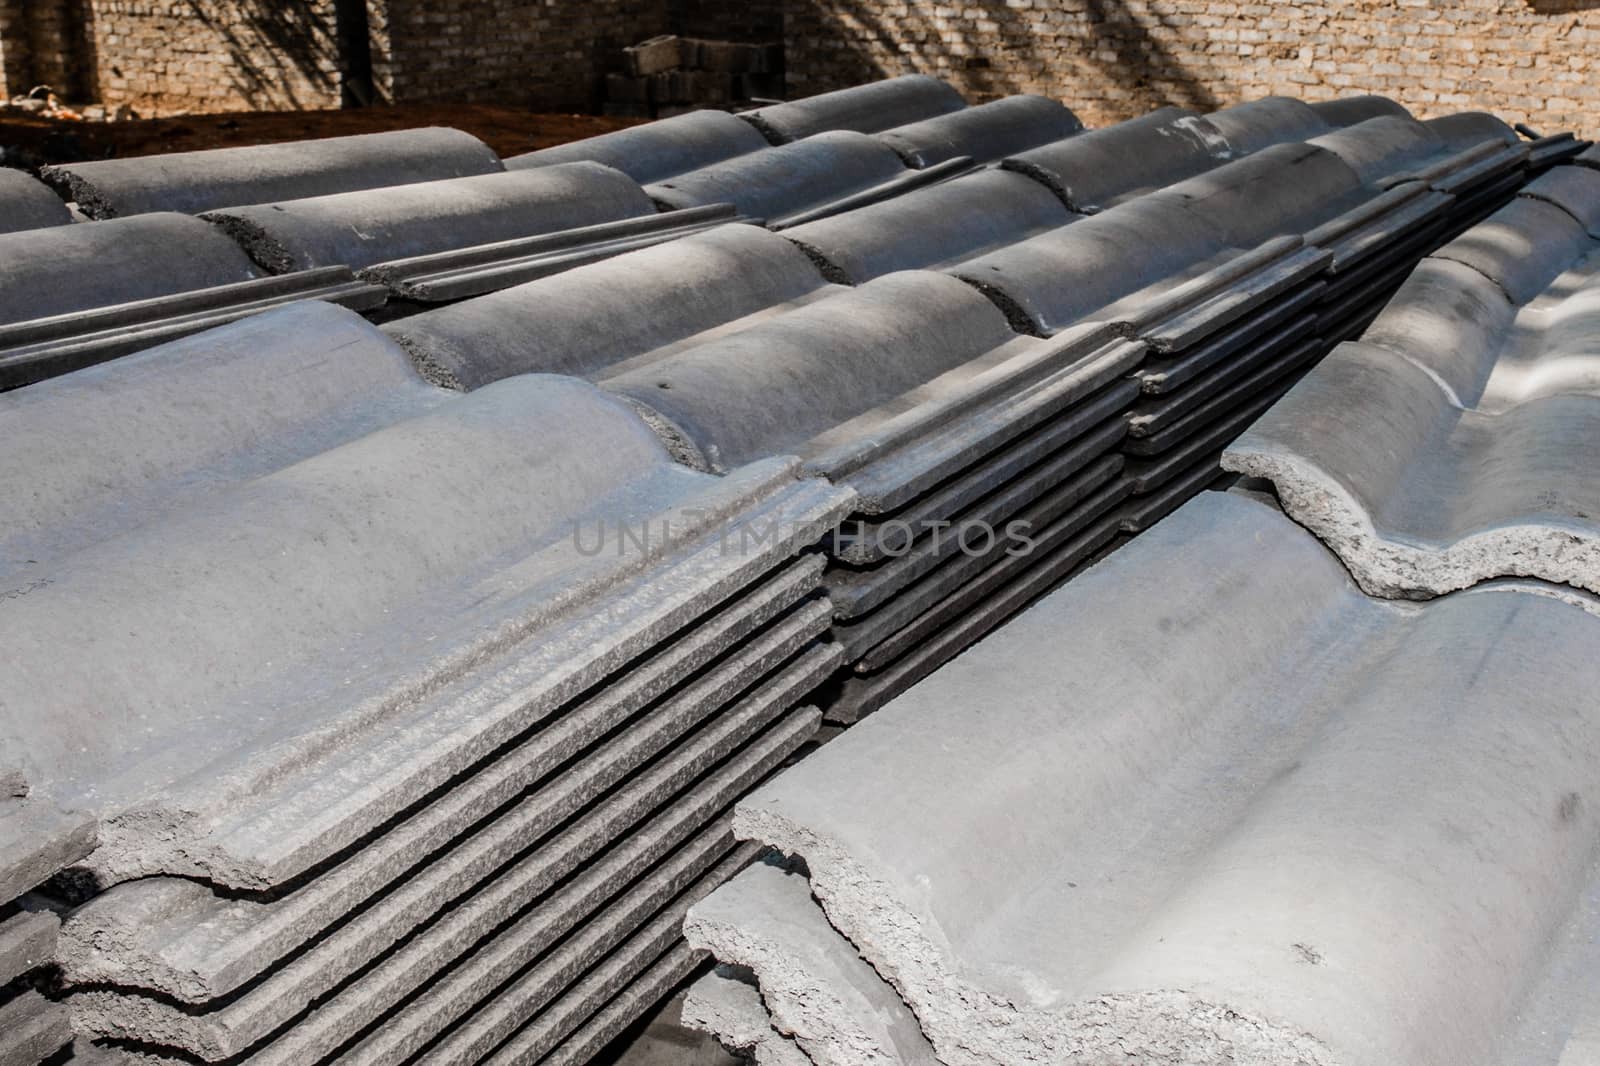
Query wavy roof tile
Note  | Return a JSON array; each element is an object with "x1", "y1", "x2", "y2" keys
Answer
[{"x1": 1225, "y1": 165, "x2": 1600, "y2": 598}]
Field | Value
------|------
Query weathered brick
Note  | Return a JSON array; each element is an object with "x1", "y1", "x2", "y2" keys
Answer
[
  {"x1": 785, "y1": 0, "x2": 1599, "y2": 136},
  {"x1": 0, "y1": 0, "x2": 781, "y2": 113}
]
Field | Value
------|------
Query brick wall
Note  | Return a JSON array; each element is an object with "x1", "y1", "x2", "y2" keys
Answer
[
  {"x1": 13, "y1": 0, "x2": 1590, "y2": 132},
  {"x1": 0, "y1": 0, "x2": 782, "y2": 114},
  {"x1": 374, "y1": 0, "x2": 669, "y2": 110},
  {"x1": 1, "y1": 0, "x2": 95, "y2": 100},
  {"x1": 78, "y1": 0, "x2": 342, "y2": 113},
  {"x1": 0, "y1": 0, "x2": 27, "y2": 98},
  {"x1": 784, "y1": 0, "x2": 1600, "y2": 138},
  {"x1": 669, "y1": 0, "x2": 784, "y2": 42}
]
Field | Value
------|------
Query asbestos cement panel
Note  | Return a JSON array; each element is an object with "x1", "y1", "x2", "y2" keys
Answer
[
  {"x1": 42, "y1": 128, "x2": 504, "y2": 219},
  {"x1": 732, "y1": 491, "x2": 1600, "y2": 1066},
  {"x1": 201, "y1": 163, "x2": 656, "y2": 273}
]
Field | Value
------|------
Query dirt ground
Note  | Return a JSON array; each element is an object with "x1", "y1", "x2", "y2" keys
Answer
[{"x1": 0, "y1": 102, "x2": 642, "y2": 169}]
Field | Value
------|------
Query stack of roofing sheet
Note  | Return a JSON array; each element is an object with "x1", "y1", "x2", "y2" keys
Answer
[
  {"x1": 637, "y1": 87, "x2": 1082, "y2": 229},
  {"x1": 508, "y1": 82, "x2": 1079, "y2": 183},
  {"x1": 0, "y1": 779, "x2": 93, "y2": 1066},
  {"x1": 0, "y1": 160, "x2": 728, "y2": 387},
  {"x1": 506, "y1": 109, "x2": 774, "y2": 182},
  {"x1": 997, "y1": 95, "x2": 1383, "y2": 214},
  {"x1": 388, "y1": 93, "x2": 1556, "y2": 722},
  {"x1": 1225, "y1": 162, "x2": 1600, "y2": 600},
  {"x1": 1, "y1": 82, "x2": 1580, "y2": 1063},
  {"x1": 954, "y1": 107, "x2": 1530, "y2": 542},
  {"x1": 775, "y1": 110, "x2": 1522, "y2": 716},
  {"x1": 641, "y1": 130, "x2": 964, "y2": 229},
  {"x1": 683, "y1": 489, "x2": 1600, "y2": 1066},
  {"x1": 0, "y1": 77, "x2": 1031, "y2": 390},
  {"x1": 0, "y1": 301, "x2": 855, "y2": 1063},
  {"x1": 680, "y1": 139, "x2": 1600, "y2": 1066},
  {"x1": 873, "y1": 94, "x2": 1083, "y2": 169},
  {"x1": 388, "y1": 231, "x2": 1141, "y2": 727},
  {"x1": 1524, "y1": 127, "x2": 1592, "y2": 174},
  {"x1": 1, "y1": 129, "x2": 511, "y2": 388},
  {"x1": 392, "y1": 240, "x2": 1137, "y2": 725},
  {"x1": 356, "y1": 85, "x2": 1083, "y2": 302},
  {"x1": 780, "y1": 167, "x2": 1079, "y2": 283},
  {"x1": 514, "y1": 76, "x2": 1038, "y2": 232},
  {"x1": 0, "y1": 210, "x2": 386, "y2": 389},
  {"x1": 195, "y1": 161, "x2": 683, "y2": 302},
  {"x1": 787, "y1": 102, "x2": 1531, "y2": 490},
  {"x1": 739, "y1": 75, "x2": 968, "y2": 144},
  {"x1": 39, "y1": 128, "x2": 507, "y2": 218},
  {"x1": 385, "y1": 224, "x2": 840, "y2": 390},
  {"x1": 775, "y1": 96, "x2": 1340, "y2": 285},
  {"x1": 1307, "y1": 112, "x2": 1535, "y2": 345},
  {"x1": 780, "y1": 96, "x2": 1523, "y2": 291},
  {"x1": 594, "y1": 271, "x2": 1146, "y2": 724}
]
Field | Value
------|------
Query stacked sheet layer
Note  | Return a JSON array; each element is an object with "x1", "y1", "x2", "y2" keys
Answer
[
  {"x1": 1225, "y1": 163, "x2": 1600, "y2": 599},
  {"x1": 0, "y1": 303, "x2": 853, "y2": 1065},
  {"x1": 686, "y1": 492, "x2": 1600, "y2": 1066}
]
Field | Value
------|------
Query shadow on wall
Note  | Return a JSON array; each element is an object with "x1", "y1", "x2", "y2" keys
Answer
[
  {"x1": 1527, "y1": 0, "x2": 1600, "y2": 10},
  {"x1": 185, "y1": 0, "x2": 340, "y2": 109},
  {"x1": 5, "y1": 0, "x2": 98, "y2": 101},
  {"x1": 793, "y1": 0, "x2": 1218, "y2": 116}
]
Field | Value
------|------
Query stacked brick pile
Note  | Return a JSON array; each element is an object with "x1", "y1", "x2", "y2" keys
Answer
[{"x1": 608, "y1": 35, "x2": 784, "y2": 117}]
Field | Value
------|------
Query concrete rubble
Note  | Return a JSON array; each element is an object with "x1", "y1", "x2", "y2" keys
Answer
[
  {"x1": 1225, "y1": 162, "x2": 1600, "y2": 599},
  {"x1": 687, "y1": 491, "x2": 1600, "y2": 1066},
  {"x1": 0, "y1": 74, "x2": 1592, "y2": 1065}
]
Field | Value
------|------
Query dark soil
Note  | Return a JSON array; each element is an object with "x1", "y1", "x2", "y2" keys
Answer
[{"x1": 0, "y1": 103, "x2": 642, "y2": 170}]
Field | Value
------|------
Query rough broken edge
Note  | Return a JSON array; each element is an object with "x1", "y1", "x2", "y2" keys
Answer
[
  {"x1": 1221, "y1": 443, "x2": 1600, "y2": 607},
  {"x1": 683, "y1": 965, "x2": 815, "y2": 1066},
  {"x1": 729, "y1": 811, "x2": 1342, "y2": 1066},
  {"x1": 684, "y1": 861, "x2": 936, "y2": 1066}
]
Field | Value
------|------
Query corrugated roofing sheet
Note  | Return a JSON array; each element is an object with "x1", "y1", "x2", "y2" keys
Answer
[
  {"x1": 695, "y1": 491, "x2": 1600, "y2": 1066},
  {"x1": 0, "y1": 168, "x2": 74, "y2": 233},
  {"x1": 1, "y1": 75, "x2": 1589, "y2": 1066},
  {"x1": 1225, "y1": 163, "x2": 1600, "y2": 598}
]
